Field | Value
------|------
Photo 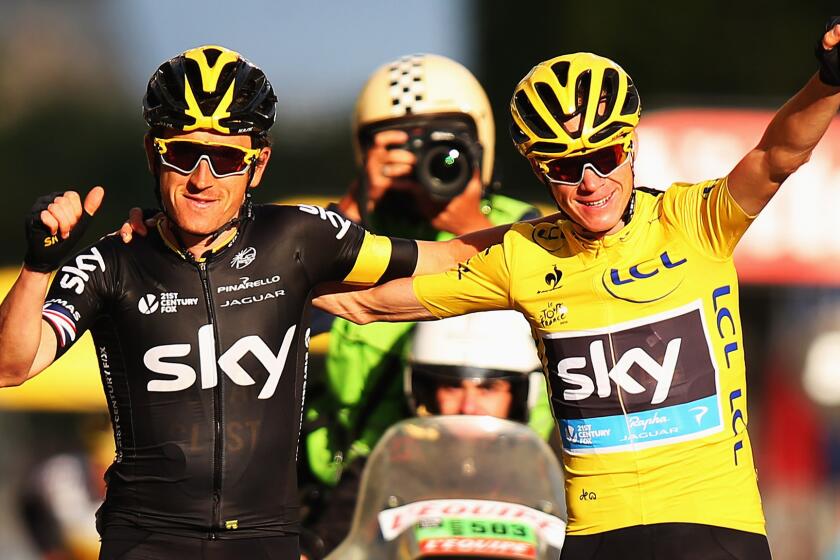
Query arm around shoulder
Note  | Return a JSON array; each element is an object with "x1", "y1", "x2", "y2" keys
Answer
[
  {"x1": 414, "y1": 212, "x2": 559, "y2": 276},
  {"x1": 313, "y1": 277, "x2": 436, "y2": 325}
]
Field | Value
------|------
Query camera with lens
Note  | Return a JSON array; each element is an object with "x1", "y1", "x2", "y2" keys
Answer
[{"x1": 361, "y1": 116, "x2": 483, "y2": 201}]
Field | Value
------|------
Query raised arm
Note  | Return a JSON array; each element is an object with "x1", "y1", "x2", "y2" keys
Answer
[
  {"x1": 728, "y1": 19, "x2": 840, "y2": 215},
  {"x1": 0, "y1": 188, "x2": 103, "y2": 386}
]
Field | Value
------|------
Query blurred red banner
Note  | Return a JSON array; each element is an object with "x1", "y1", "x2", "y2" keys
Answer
[{"x1": 636, "y1": 108, "x2": 840, "y2": 286}]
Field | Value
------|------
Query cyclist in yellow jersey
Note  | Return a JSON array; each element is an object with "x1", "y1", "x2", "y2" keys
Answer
[{"x1": 314, "y1": 18, "x2": 840, "y2": 560}]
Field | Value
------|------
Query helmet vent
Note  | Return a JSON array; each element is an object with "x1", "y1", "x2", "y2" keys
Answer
[
  {"x1": 514, "y1": 91, "x2": 556, "y2": 140},
  {"x1": 589, "y1": 123, "x2": 626, "y2": 144},
  {"x1": 528, "y1": 141, "x2": 569, "y2": 154},
  {"x1": 621, "y1": 79, "x2": 640, "y2": 116},
  {"x1": 550, "y1": 61, "x2": 570, "y2": 87},
  {"x1": 593, "y1": 69, "x2": 619, "y2": 128},
  {"x1": 535, "y1": 81, "x2": 566, "y2": 123},
  {"x1": 203, "y1": 47, "x2": 223, "y2": 66},
  {"x1": 509, "y1": 122, "x2": 529, "y2": 146}
]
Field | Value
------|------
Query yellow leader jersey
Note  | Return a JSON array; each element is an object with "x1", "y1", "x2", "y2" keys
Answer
[{"x1": 413, "y1": 179, "x2": 766, "y2": 536}]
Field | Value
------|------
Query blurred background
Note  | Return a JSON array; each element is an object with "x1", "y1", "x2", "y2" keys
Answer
[{"x1": 0, "y1": 1, "x2": 838, "y2": 558}]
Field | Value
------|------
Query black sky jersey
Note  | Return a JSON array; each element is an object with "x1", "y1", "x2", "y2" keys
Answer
[{"x1": 40, "y1": 203, "x2": 417, "y2": 540}]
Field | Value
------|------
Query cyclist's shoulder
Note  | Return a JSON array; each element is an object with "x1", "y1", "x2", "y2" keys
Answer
[
  {"x1": 253, "y1": 202, "x2": 356, "y2": 239},
  {"x1": 66, "y1": 232, "x2": 124, "y2": 265},
  {"x1": 502, "y1": 216, "x2": 566, "y2": 254}
]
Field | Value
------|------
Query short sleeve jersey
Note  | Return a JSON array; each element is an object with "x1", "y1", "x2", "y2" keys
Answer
[
  {"x1": 413, "y1": 180, "x2": 766, "y2": 536},
  {"x1": 40, "y1": 203, "x2": 416, "y2": 539}
]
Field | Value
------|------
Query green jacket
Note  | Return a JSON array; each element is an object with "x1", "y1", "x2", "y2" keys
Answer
[{"x1": 305, "y1": 195, "x2": 553, "y2": 485}]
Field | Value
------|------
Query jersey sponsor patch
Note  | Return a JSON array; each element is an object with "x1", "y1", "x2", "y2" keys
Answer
[
  {"x1": 137, "y1": 292, "x2": 200, "y2": 315},
  {"x1": 230, "y1": 247, "x2": 256, "y2": 269},
  {"x1": 531, "y1": 223, "x2": 564, "y2": 253},
  {"x1": 297, "y1": 204, "x2": 352, "y2": 239},
  {"x1": 42, "y1": 300, "x2": 79, "y2": 347},
  {"x1": 143, "y1": 324, "x2": 296, "y2": 399},
  {"x1": 602, "y1": 250, "x2": 688, "y2": 303},
  {"x1": 57, "y1": 247, "x2": 105, "y2": 295},
  {"x1": 543, "y1": 301, "x2": 723, "y2": 453}
]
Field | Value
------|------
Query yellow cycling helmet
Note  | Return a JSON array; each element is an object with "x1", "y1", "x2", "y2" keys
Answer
[
  {"x1": 143, "y1": 45, "x2": 276, "y2": 135},
  {"x1": 510, "y1": 52, "x2": 640, "y2": 159},
  {"x1": 353, "y1": 53, "x2": 495, "y2": 187}
]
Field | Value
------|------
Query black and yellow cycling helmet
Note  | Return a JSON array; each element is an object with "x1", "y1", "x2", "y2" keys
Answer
[
  {"x1": 143, "y1": 45, "x2": 276, "y2": 135},
  {"x1": 510, "y1": 52, "x2": 640, "y2": 159}
]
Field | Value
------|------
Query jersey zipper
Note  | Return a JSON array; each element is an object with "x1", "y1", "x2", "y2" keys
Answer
[{"x1": 198, "y1": 261, "x2": 224, "y2": 538}]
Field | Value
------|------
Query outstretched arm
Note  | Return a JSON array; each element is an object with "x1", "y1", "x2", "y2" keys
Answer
[
  {"x1": 728, "y1": 20, "x2": 840, "y2": 215},
  {"x1": 0, "y1": 188, "x2": 103, "y2": 386},
  {"x1": 313, "y1": 277, "x2": 433, "y2": 325},
  {"x1": 414, "y1": 211, "x2": 558, "y2": 275}
]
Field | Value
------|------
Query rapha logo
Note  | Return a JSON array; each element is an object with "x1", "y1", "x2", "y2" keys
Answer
[
  {"x1": 538, "y1": 265, "x2": 563, "y2": 293},
  {"x1": 138, "y1": 294, "x2": 159, "y2": 315},
  {"x1": 231, "y1": 247, "x2": 256, "y2": 269},
  {"x1": 690, "y1": 406, "x2": 708, "y2": 425}
]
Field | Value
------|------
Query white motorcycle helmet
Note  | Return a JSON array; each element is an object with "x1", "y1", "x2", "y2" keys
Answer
[{"x1": 406, "y1": 310, "x2": 542, "y2": 422}]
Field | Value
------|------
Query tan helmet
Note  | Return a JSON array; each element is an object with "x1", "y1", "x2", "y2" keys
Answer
[{"x1": 352, "y1": 53, "x2": 495, "y2": 187}]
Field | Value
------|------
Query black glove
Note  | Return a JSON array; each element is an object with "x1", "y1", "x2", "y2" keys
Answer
[
  {"x1": 23, "y1": 192, "x2": 93, "y2": 273},
  {"x1": 815, "y1": 16, "x2": 840, "y2": 86}
]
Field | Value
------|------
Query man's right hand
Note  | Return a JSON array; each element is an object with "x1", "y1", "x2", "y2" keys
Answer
[
  {"x1": 118, "y1": 207, "x2": 159, "y2": 243},
  {"x1": 362, "y1": 129, "x2": 418, "y2": 206},
  {"x1": 23, "y1": 187, "x2": 104, "y2": 273}
]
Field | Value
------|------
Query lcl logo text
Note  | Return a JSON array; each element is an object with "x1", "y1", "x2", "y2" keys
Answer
[{"x1": 609, "y1": 251, "x2": 686, "y2": 286}]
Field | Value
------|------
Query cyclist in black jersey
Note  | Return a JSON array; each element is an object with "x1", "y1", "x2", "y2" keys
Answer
[{"x1": 0, "y1": 45, "x2": 499, "y2": 560}]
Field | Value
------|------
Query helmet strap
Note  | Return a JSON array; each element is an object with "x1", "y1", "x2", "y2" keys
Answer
[{"x1": 620, "y1": 159, "x2": 637, "y2": 225}]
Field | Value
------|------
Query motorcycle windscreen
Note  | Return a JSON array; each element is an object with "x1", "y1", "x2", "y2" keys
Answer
[{"x1": 327, "y1": 416, "x2": 567, "y2": 560}]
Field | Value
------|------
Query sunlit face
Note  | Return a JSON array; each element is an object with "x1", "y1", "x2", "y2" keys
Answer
[
  {"x1": 540, "y1": 155, "x2": 634, "y2": 237},
  {"x1": 435, "y1": 379, "x2": 513, "y2": 418},
  {"x1": 146, "y1": 129, "x2": 271, "y2": 243},
  {"x1": 530, "y1": 101, "x2": 636, "y2": 238}
]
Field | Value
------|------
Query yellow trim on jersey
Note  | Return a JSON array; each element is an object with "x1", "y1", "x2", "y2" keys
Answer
[
  {"x1": 343, "y1": 231, "x2": 392, "y2": 285},
  {"x1": 156, "y1": 218, "x2": 238, "y2": 262},
  {"x1": 182, "y1": 46, "x2": 239, "y2": 133}
]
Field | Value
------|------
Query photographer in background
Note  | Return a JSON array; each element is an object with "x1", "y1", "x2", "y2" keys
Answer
[{"x1": 300, "y1": 54, "x2": 551, "y2": 558}]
